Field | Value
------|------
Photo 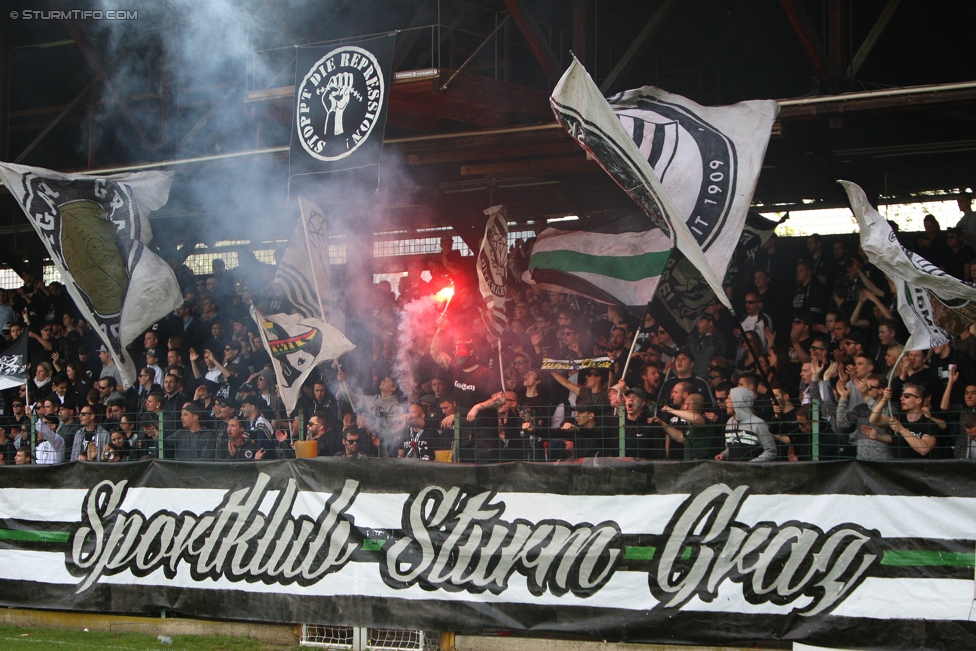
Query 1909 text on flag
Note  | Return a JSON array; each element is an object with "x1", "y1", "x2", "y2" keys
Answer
[{"x1": 539, "y1": 59, "x2": 777, "y2": 321}]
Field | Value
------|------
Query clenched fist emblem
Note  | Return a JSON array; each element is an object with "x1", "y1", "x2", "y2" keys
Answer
[{"x1": 318, "y1": 72, "x2": 362, "y2": 136}]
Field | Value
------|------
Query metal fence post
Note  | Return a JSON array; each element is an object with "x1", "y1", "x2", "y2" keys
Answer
[
  {"x1": 453, "y1": 414, "x2": 460, "y2": 463},
  {"x1": 158, "y1": 410, "x2": 165, "y2": 460},
  {"x1": 811, "y1": 397, "x2": 820, "y2": 461},
  {"x1": 618, "y1": 408, "x2": 625, "y2": 457}
]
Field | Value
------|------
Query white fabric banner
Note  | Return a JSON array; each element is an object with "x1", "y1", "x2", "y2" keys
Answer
[
  {"x1": 550, "y1": 59, "x2": 778, "y2": 314},
  {"x1": 608, "y1": 85, "x2": 779, "y2": 296},
  {"x1": 0, "y1": 162, "x2": 182, "y2": 387},
  {"x1": 842, "y1": 180, "x2": 976, "y2": 350}
]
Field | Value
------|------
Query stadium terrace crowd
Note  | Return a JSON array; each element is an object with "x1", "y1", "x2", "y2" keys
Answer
[{"x1": 2, "y1": 192, "x2": 976, "y2": 465}]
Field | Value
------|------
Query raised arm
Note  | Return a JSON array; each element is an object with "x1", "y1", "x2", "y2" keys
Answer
[
  {"x1": 429, "y1": 315, "x2": 452, "y2": 370},
  {"x1": 549, "y1": 370, "x2": 581, "y2": 396}
]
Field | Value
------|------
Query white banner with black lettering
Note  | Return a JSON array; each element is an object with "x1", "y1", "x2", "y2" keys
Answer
[{"x1": 0, "y1": 460, "x2": 973, "y2": 650}]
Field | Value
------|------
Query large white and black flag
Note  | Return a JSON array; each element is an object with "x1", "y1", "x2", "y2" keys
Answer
[
  {"x1": 843, "y1": 181, "x2": 976, "y2": 350},
  {"x1": 254, "y1": 197, "x2": 354, "y2": 412},
  {"x1": 289, "y1": 34, "x2": 396, "y2": 194},
  {"x1": 0, "y1": 333, "x2": 27, "y2": 391},
  {"x1": 0, "y1": 163, "x2": 183, "y2": 388},
  {"x1": 547, "y1": 59, "x2": 777, "y2": 326},
  {"x1": 477, "y1": 205, "x2": 508, "y2": 336}
]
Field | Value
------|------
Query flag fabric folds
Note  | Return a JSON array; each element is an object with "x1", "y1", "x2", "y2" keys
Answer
[
  {"x1": 477, "y1": 205, "x2": 509, "y2": 335},
  {"x1": 0, "y1": 162, "x2": 182, "y2": 388},
  {"x1": 541, "y1": 58, "x2": 777, "y2": 319},
  {"x1": 0, "y1": 333, "x2": 27, "y2": 391},
  {"x1": 274, "y1": 197, "x2": 344, "y2": 328},
  {"x1": 654, "y1": 211, "x2": 780, "y2": 334},
  {"x1": 251, "y1": 306, "x2": 355, "y2": 412},
  {"x1": 528, "y1": 213, "x2": 672, "y2": 307},
  {"x1": 842, "y1": 181, "x2": 976, "y2": 351},
  {"x1": 254, "y1": 197, "x2": 354, "y2": 412},
  {"x1": 289, "y1": 34, "x2": 396, "y2": 195}
]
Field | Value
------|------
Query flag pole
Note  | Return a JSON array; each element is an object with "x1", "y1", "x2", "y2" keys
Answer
[
  {"x1": 727, "y1": 304, "x2": 774, "y2": 397},
  {"x1": 298, "y1": 198, "x2": 329, "y2": 323},
  {"x1": 497, "y1": 343, "x2": 505, "y2": 390},
  {"x1": 620, "y1": 302, "x2": 652, "y2": 384}
]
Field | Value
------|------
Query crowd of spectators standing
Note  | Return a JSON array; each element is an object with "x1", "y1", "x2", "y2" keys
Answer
[{"x1": 2, "y1": 193, "x2": 976, "y2": 466}]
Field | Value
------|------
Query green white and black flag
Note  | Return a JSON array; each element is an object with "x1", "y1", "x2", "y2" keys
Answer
[
  {"x1": 0, "y1": 333, "x2": 27, "y2": 391},
  {"x1": 538, "y1": 58, "x2": 777, "y2": 317},
  {"x1": 0, "y1": 162, "x2": 182, "y2": 388},
  {"x1": 289, "y1": 34, "x2": 396, "y2": 195},
  {"x1": 528, "y1": 213, "x2": 672, "y2": 307}
]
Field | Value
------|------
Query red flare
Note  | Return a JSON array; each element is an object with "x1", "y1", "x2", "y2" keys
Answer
[
  {"x1": 436, "y1": 285, "x2": 455, "y2": 315},
  {"x1": 434, "y1": 286, "x2": 455, "y2": 303}
]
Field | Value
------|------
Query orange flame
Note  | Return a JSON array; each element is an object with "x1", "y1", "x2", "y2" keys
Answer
[{"x1": 434, "y1": 286, "x2": 455, "y2": 303}]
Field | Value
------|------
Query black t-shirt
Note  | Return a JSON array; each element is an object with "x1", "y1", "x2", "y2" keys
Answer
[
  {"x1": 396, "y1": 428, "x2": 445, "y2": 461},
  {"x1": 451, "y1": 363, "x2": 501, "y2": 427},
  {"x1": 0, "y1": 440, "x2": 16, "y2": 463},
  {"x1": 625, "y1": 415, "x2": 663, "y2": 460},
  {"x1": 895, "y1": 416, "x2": 939, "y2": 459}
]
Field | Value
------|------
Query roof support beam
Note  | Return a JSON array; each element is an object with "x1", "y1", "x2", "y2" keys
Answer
[
  {"x1": 392, "y1": 0, "x2": 437, "y2": 71},
  {"x1": 778, "y1": 0, "x2": 833, "y2": 86},
  {"x1": 177, "y1": 85, "x2": 238, "y2": 152},
  {"x1": 847, "y1": 0, "x2": 901, "y2": 78},
  {"x1": 261, "y1": 0, "x2": 300, "y2": 46},
  {"x1": 49, "y1": 0, "x2": 156, "y2": 152},
  {"x1": 15, "y1": 77, "x2": 97, "y2": 164},
  {"x1": 599, "y1": 0, "x2": 676, "y2": 94},
  {"x1": 572, "y1": 0, "x2": 594, "y2": 72},
  {"x1": 502, "y1": 0, "x2": 562, "y2": 86}
]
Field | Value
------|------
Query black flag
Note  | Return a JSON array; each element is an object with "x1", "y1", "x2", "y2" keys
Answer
[{"x1": 289, "y1": 33, "x2": 396, "y2": 195}]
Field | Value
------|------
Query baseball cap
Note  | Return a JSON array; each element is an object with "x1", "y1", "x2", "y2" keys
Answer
[
  {"x1": 241, "y1": 395, "x2": 264, "y2": 408},
  {"x1": 624, "y1": 387, "x2": 648, "y2": 401}
]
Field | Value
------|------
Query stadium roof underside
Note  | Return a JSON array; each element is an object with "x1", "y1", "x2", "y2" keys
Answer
[{"x1": 0, "y1": 0, "x2": 973, "y2": 266}]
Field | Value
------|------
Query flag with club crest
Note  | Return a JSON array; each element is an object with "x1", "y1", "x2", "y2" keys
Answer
[
  {"x1": 477, "y1": 205, "x2": 509, "y2": 336},
  {"x1": 536, "y1": 58, "x2": 777, "y2": 328},
  {"x1": 0, "y1": 162, "x2": 182, "y2": 389},
  {"x1": 842, "y1": 180, "x2": 976, "y2": 351},
  {"x1": 253, "y1": 196, "x2": 354, "y2": 412}
]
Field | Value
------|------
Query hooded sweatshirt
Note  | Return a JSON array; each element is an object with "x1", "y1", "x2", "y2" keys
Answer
[{"x1": 722, "y1": 387, "x2": 776, "y2": 462}]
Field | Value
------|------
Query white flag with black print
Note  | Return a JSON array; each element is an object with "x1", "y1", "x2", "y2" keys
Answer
[
  {"x1": 547, "y1": 58, "x2": 777, "y2": 326},
  {"x1": 258, "y1": 197, "x2": 354, "y2": 412},
  {"x1": 0, "y1": 162, "x2": 182, "y2": 389},
  {"x1": 0, "y1": 333, "x2": 27, "y2": 391},
  {"x1": 842, "y1": 180, "x2": 976, "y2": 350},
  {"x1": 477, "y1": 205, "x2": 508, "y2": 335},
  {"x1": 273, "y1": 196, "x2": 346, "y2": 331}
]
